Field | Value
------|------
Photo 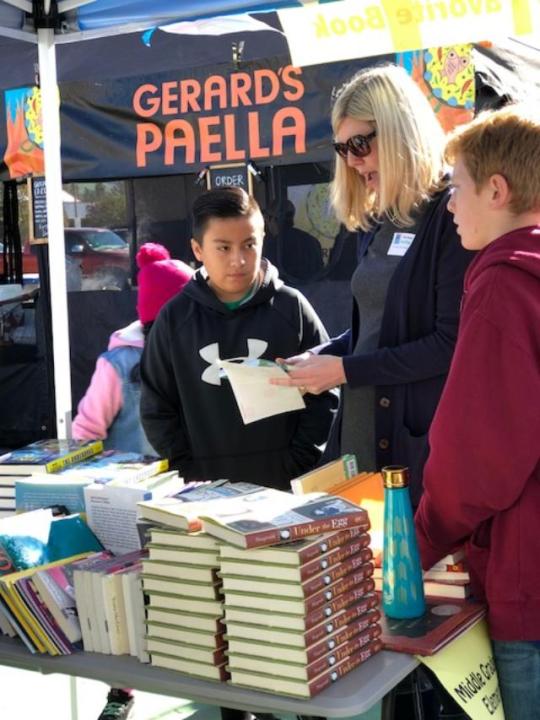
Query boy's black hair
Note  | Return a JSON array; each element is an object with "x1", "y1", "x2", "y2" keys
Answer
[{"x1": 191, "y1": 188, "x2": 262, "y2": 243}]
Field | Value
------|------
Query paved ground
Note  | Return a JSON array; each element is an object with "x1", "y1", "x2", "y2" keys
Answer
[{"x1": 0, "y1": 666, "x2": 381, "y2": 720}]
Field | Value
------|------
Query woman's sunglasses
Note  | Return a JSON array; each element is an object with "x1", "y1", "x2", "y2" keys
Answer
[{"x1": 333, "y1": 130, "x2": 377, "y2": 159}]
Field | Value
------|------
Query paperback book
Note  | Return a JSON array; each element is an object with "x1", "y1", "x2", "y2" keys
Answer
[
  {"x1": 229, "y1": 639, "x2": 382, "y2": 698},
  {"x1": 199, "y1": 489, "x2": 369, "y2": 549},
  {"x1": 226, "y1": 610, "x2": 381, "y2": 665},
  {"x1": 0, "y1": 439, "x2": 103, "y2": 475}
]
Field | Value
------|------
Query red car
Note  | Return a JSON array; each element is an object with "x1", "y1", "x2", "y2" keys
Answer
[{"x1": 1, "y1": 228, "x2": 131, "y2": 290}]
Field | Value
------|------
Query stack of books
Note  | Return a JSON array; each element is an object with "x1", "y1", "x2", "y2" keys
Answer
[
  {"x1": 142, "y1": 528, "x2": 228, "y2": 681},
  {"x1": 72, "y1": 548, "x2": 147, "y2": 657},
  {"x1": 220, "y1": 524, "x2": 383, "y2": 698},
  {"x1": 373, "y1": 549, "x2": 471, "y2": 599},
  {"x1": 0, "y1": 439, "x2": 103, "y2": 518}
]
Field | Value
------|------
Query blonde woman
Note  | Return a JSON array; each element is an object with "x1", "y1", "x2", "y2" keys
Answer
[{"x1": 274, "y1": 64, "x2": 474, "y2": 507}]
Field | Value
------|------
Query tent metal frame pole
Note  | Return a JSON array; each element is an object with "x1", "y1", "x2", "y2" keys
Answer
[{"x1": 37, "y1": 26, "x2": 72, "y2": 440}]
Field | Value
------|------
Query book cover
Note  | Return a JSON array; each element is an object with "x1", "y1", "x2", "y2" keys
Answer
[
  {"x1": 229, "y1": 639, "x2": 383, "y2": 697},
  {"x1": 0, "y1": 439, "x2": 103, "y2": 475},
  {"x1": 32, "y1": 564, "x2": 81, "y2": 643},
  {"x1": 379, "y1": 598, "x2": 485, "y2": 655},
  {"x1": 219, "y1": 526, "x2": 368, "y2": 566},
  {"x1": 15, "y1": 476, "x2": 91, "y2": 515},
  {"x1": 220, "y1": 538, "x2": 372, "y2": 583},
  {"x1": 200, "y1": 490, "x2": 369, "y2": 549},
  {"x1": 151, "y1": 652, "x2": 230, "y2": 681},
  {"x1": 226, "y1": 610, "x2": 381, "y2": 665},
  {"x1": 137, "y1": 481, "x2": 263, "y2": 532},
  {"x1": 14, "y1": 577, "x2": 68, "y2": 656},
  {"x1": 221, "y1": 556, "x2": 374, "y2": 599},
  {"x1": 215, "y1": 569, "x2": 375, "y2": 616},
  {"x1": 290, "y1": 455, "x2": 358, "y2": 495},
  {"x1": 52, "y1": 449, "x2": 169, "y2": 485}
]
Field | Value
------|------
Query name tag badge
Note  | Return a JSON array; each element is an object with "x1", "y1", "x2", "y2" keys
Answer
[{"x1": 388, "y1": 232, "x2": 415, "y2": 257}]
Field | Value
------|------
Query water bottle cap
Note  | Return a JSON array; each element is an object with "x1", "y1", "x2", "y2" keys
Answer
[{"x1": 381, "y1": 465, "x2": 409, "y2": 488}]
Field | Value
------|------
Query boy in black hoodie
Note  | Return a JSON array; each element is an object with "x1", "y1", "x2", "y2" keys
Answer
[
  {"x1": 140, "y1": 188, "x2": 337, "y2": 489},
  {"x1": 141, "y1": 187, "x2": 336, "y2": 720}
]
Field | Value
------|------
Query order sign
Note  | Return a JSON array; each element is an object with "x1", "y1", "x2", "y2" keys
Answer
[{"x1": 207, "y1": 164, "x2": 252, "y2": 195}]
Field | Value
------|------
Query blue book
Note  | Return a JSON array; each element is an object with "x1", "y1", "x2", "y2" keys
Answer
[
  {"x1": 0, "y1": 439, "x2": 103, "y2": 475},
  {"x1": 15, "y1": 476, "x2": 90, "y2": 514}
]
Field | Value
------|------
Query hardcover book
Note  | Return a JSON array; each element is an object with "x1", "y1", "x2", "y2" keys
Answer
[
  {"x1": 200, "y1": 490, "x2": 369, "y2": 549},
  {"x1": 226, "y1": 614, "x2": 381, "y2": 666},
  {"x1": 0, "y1": 439, "x2": 103, "y2": 475},
  {"x1": 219, "y1": 526, "x2": 368, "y2": 566},
  {"x1": 220, "y1": 539, "x2": 372, "y2": 583},
  {"x1": 229, "y1": 639, "x2": 382, "y2": 698},
  {"x1": 379, "y1": 598, "x2": 485, "y2": 655}
]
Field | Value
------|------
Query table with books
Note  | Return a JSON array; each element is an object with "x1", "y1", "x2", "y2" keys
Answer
[{"x1": 0, "y1": 444, "x2": 481, "y2": 718}]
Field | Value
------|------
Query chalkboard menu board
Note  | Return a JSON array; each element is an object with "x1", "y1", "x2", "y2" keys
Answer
[
  {"x1": 207, "y1": 164, "x2": 252, "y2": 195},
  {"x1": 29, "y1": 176, "x2": 48, "y2": 243}
]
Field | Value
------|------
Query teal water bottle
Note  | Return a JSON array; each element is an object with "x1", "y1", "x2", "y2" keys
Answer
[{"x1": 382, "y1": 465, "x2": 425, "y2": 619}]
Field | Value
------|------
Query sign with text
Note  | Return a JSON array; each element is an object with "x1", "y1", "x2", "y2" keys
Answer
[
  {"x1": 28, "y1": 175, "x2": 48, "y2": 243},
  {"x1": 279, "y1": 0, "x2": 539, "y2": 67},
  {"x1": 207, "y1": 164, "x2": 252, "y2": 195},
  {"x1": 420, "y1": 619, "x2": 505, "y2": 720}
]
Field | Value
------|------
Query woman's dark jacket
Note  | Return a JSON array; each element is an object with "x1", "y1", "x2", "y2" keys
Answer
[{"x1": 321, "y1": 189, "x2": 475, "y2": 506}]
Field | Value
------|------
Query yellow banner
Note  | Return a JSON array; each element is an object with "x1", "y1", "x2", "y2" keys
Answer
[
  {"x1": 279, "y1": 0, "x2": 540, "y2": 67},
  {"x1": 419, "y1": 620, "x2": 506, "y2": 720}
]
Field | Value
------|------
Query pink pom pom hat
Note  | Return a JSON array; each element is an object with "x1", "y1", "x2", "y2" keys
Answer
[{"x1": 136, "y1": 242, "x2": 194, "y2": 324}]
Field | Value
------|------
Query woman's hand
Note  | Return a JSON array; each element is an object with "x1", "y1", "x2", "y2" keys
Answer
[{"x1": 272, "y1": 355, "x2": 346, "y2": 395}]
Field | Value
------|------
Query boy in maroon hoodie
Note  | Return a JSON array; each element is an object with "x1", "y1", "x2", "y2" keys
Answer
[{"x1": 415, "y1": 105, "x2": 540, "y2": 720}]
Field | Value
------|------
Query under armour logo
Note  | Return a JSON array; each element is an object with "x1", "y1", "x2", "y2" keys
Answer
[{"x1": 199, "y1": 339, "x2": 268, "y2": 385}]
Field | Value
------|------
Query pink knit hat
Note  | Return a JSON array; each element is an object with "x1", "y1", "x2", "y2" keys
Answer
[{"x1": 136, "y1": 243, "x2": 193, "y2": 324}]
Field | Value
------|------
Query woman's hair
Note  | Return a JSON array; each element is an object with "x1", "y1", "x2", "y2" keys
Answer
[{"x1": 331, "y1": 64, "x2": 447, "y2": 230}]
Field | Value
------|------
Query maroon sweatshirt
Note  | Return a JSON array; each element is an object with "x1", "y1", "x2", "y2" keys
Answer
[{"x1": 416, "y1": 226, "x2": 540, "y2": 641}]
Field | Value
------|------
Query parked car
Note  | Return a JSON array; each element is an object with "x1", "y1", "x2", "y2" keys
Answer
[{"x1": 1, "y1": 228, "x2": 130, "y2": 290}]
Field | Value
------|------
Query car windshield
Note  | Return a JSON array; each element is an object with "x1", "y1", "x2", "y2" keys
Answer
[{"x1": 76, "y1": 230, "x2": 127, "y2": 250}]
